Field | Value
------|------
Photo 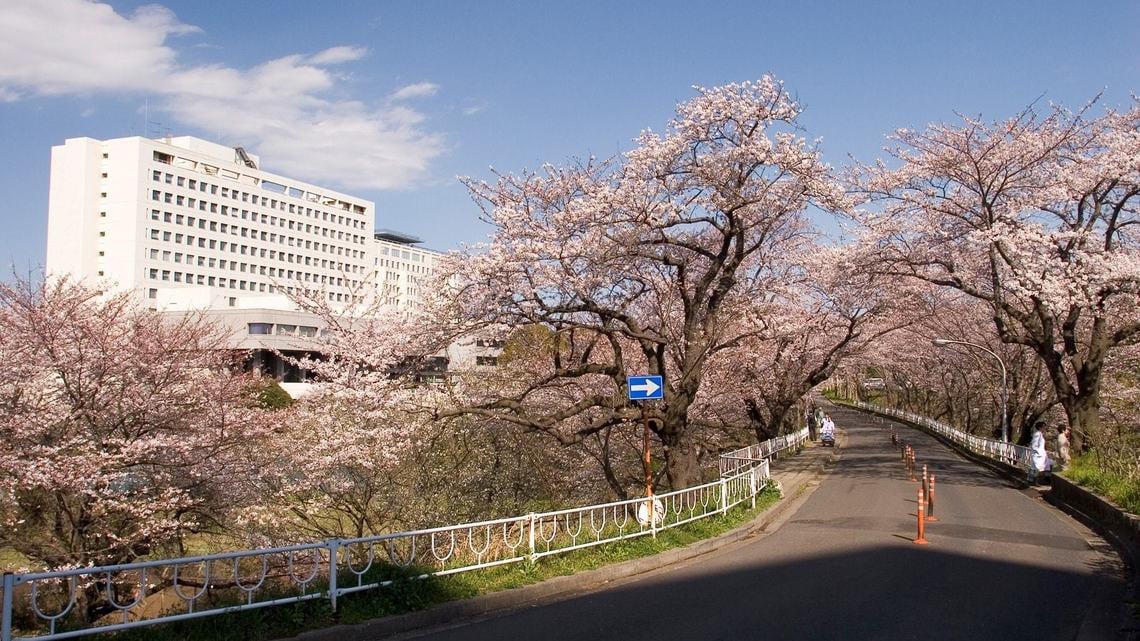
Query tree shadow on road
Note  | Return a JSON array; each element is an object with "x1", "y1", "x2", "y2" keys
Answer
[{"x1": 403, "y1": 544, "x2": 1122, "y2": 641}]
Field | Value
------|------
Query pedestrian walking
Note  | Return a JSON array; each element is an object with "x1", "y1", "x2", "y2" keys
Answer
[
  {"x1": 807, "y1": 405, "x2": 819, "y2": 440},
  {"x1": 1028, "y1": 422, "x2": 1050, "y2": 484}
]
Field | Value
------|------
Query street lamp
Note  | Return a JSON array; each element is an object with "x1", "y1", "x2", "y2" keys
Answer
[{"x1": 931, "y1": 338, "x2": 1009, "y2": 443}]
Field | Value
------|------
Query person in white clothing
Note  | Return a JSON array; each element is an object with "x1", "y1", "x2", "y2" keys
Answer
[
  {"x1": 820, "y1": 414, "x2": 836, "y2": 445},
  {"x1": 1056, "y1": 425, "x2": 1072, "y2": 471},
  {"x1": 1029, "y1": 422, "x2": 1050, "y2": 484}
]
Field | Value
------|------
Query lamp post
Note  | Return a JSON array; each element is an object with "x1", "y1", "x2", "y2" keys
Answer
[{"x1": 932, "y1": 338, "x2": 1009, "y2": 443}]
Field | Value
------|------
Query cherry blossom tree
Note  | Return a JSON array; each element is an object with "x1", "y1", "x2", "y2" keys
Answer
[
  {"x1": 723, "y1": 244, "x2": 922, "y2": 441},
  {"x1": 234, "y1": 284, "x2": 449, "y2": 541},
  {"x1": 240, "y1": 284, "x2": 609, "y2": 541},
  {"x1": 1094, "y1": 343, "x2": 1140, "y2": 479},
  {"x1": 850, "y1": 291, "x2": 1058, "y2": 443},
  {"x1": 237, "y1": 390, "x2": 418, "y2": 543},
  {"x1": 855, "y1": 100, "x2": 1140, "y2": 449},
  {"x1": 0, "y1": 278, "x2": 265, "y2": 575},
  {"x1": 432, "y1": 77, "x2": 848, "y2": 489}
]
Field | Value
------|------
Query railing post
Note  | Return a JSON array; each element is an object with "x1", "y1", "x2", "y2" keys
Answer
[
  {"x1": 2, "y1": 572, "x2": 14, "y2": 641},
  {"x1": 750, "y1": 467, "x2": 757, "y2": 510},
  {"x1": 327, "y1": 540, "x2": 340, "y2": 612},
  {"x1": 720, "y1": 478, "x2": 729, "y2": 515},
  {"x1": 527, "y1": 512, "x2": 537, "y2": 560}
]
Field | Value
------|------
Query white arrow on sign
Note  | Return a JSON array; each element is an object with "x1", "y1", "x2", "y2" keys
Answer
[{"x1": 630, "y1": 378, "x2": 660, "y2": 397}]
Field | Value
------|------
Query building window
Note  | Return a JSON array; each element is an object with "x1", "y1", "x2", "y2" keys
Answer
[
  {"x1": 248, "y1": 323, "x2": 273, "y2": 335},
  {"x1": 476, "y1": 356, "x2": 499, "y2": 367}
]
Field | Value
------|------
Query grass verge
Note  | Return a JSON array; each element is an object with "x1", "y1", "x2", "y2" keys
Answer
[
  {"x1": 100, "y1": 486, "x2": 782, "y2": 641},
  {"x1": 1064, "y1": 453, "x2": 1140, "y2": 514}
]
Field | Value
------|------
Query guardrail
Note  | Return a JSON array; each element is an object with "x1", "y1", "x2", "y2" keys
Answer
[
  {"x1": 0, "y1": 428, "x2": 806, "y2": 640},
  {"x1": 718, "y1": 427, "x2": 810, "y2": 477},
  {"x1": 843, "y1": 400, "x2": 1031, "y2": 469}
]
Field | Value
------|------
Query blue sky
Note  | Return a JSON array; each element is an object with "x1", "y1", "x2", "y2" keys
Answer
[{"x1": 1, "y1": 0, "x2": 1137, "y2": 273}]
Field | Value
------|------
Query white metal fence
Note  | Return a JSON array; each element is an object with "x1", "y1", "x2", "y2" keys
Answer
[
  {"x1": 718, "y1": 428, "x2": 810, "y2": 477},
  {"x1": 0, "y1": 427, "x2": 807, "y2": 641},
  {"x1": 844, "y1": 400, "x2": 1032, "y2": 469}
]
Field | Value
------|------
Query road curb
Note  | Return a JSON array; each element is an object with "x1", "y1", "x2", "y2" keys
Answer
[{"x1": 280, "y1": 447, "x2": 834, "y2": 641}]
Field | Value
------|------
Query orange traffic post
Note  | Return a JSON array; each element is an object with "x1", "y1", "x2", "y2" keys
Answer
[
  {"x1": 914, "y1": 486, "x2": 929, "y2": 545},
  {"x1": 927, "y1": 473, "x2": 938, "y2": 521}
]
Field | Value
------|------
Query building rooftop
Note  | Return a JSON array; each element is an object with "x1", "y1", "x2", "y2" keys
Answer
[{"x1": 374, "y1": 229, "x2": 424, "y2": 245}]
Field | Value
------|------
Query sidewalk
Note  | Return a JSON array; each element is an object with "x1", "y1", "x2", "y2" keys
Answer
[{"x1": 284, "y1": 440, "x2": 838, "y2": 641}]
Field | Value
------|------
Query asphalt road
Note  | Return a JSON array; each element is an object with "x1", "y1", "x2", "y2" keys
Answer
[{"x1": 391, "y1": 405, "x2": 1126, "y2": 641}]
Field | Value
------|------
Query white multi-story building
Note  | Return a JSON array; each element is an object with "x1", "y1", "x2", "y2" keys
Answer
[
  {"x1": 372, "y1": 230, "x2": 442, "y2": 311},
  {"x1": 44, "y1": 134, "x2": 488, "y2": 387},
  {"x1": 47, "y1": 135, "x2": 375, "y2": 310}
]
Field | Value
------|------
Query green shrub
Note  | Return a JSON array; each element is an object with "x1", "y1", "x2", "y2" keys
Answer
[{"x1": 253, "y1": 379, "x2": 294, "y2": 410}]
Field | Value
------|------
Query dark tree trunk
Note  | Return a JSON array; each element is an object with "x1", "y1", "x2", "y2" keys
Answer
[{"x1": 661, "y1": 435, "x2": 701, "y2": 490}]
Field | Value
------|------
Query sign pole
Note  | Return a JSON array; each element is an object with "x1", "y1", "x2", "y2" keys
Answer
[
  {"x1": 627, "y1": 374, "x2": 664, "y2": 534},
  {"x1": 642, "y1": 403, "x2": 652, "y2": 498},
  {"x1": 642, "y1": 402, "x2": 654, "y2": 536}
]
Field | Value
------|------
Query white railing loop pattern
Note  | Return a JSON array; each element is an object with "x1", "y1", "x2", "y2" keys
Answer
[{"x1": 0, "y1": 427, "x2": 807, "y2": 641}]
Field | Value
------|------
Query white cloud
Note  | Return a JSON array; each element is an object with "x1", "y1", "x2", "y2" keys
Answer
[
  {"x1": 308, "y1": 45, "x2": 368, "y2": 65},
  {"x1": 462, "y1": 101, "x2": 488, "y2": 116},
  {"x1": 0, "y1": 0, "x2": 444, "y2": 191},
  {"x1": 0, "y1": 0, "x2": 189, "y2": 95},
  {"x1": 391, "y1": 82, "x2": 440, "y2": 101}
]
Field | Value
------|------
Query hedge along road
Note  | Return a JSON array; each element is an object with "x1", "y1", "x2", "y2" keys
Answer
[{"x1": 380, "y1": 403, "x2": 1127, "y2": 641}]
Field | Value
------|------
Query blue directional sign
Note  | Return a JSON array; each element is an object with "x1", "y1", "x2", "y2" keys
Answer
[{"x1": 627, "y1": 375, "x2": 664, "y2": 401}]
